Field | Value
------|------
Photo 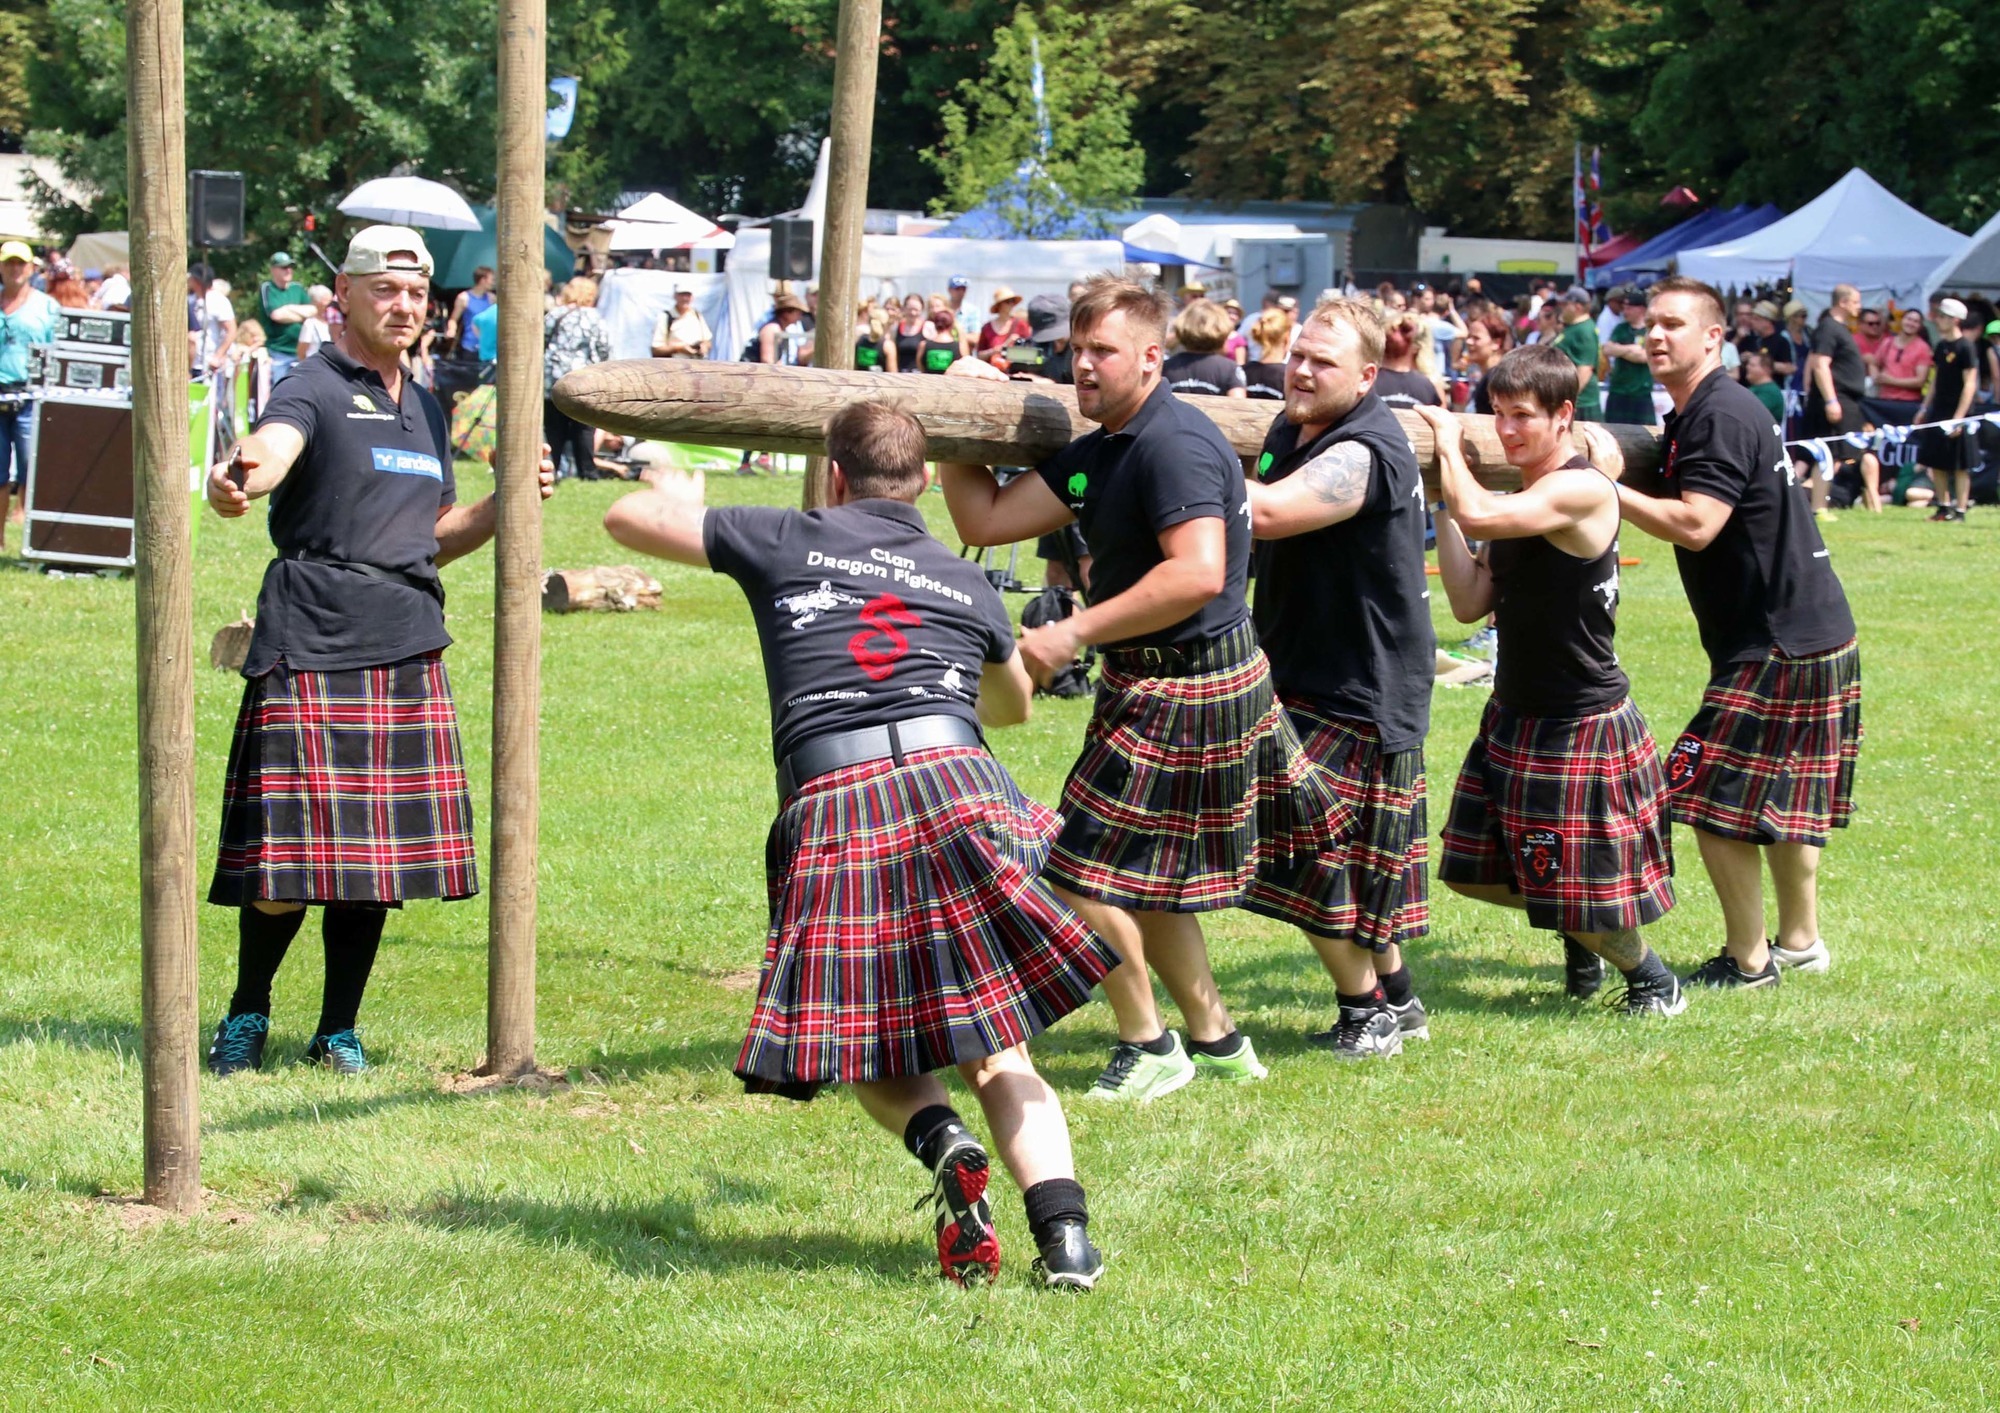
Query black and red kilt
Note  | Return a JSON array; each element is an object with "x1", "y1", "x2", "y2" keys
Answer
[
  {"x1": 1242, "y1": 700, "x2": 1428, "y2": 952},
  {"x1": 1044, "y1": 620, "x2": 1353, "y2": 913},
  {"x1": 208, "y1": 654, "x2": 478, "y2": 907},
  {"x1": 738, "y1": 745, "x2": 1117, "y2": 1101},
  {"x1": 1438, "y1": 697, "x2": 1675, "y2": 933},
  {"x1": 1666, "y1": 639, "x2": 1861, "y2": 846}
]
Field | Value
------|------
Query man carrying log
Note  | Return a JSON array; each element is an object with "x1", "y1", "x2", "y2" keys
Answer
[
  {"x1": 1237, "y1": 297, "x2": 1437, "y2": 1058},
  {"x1": 940, "y1": 276, "x2": 1346, "y2": 1102},
  {"x1": 202, "y1": 226, "x2": 554, "y2": 1076},
  {"x1": 603, "y1": 402, "x2": 1115, "y2": 1290}
]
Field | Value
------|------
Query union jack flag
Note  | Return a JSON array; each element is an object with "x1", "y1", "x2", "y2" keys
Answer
[{"x1": 1575, "y1": 145, "x2": 1611, "y2": 258}]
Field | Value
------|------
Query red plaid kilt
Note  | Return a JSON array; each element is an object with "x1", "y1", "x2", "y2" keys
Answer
[
  {"x1": 738, "y1": 746, "x2": 1117, "y2": 1101},
  {"x1": 1242, "y1": 701, "x2": 1428, "y2": 952},
  {"x1": 1046, "y1": 621, "x2": 1352, "y2": 913},
  {"x1": 208, "y1": 655, "x2": 478, "y2": 907},
  {"x1": 1667, "y1": 639, "x2": 1861, "y2": 846},
  {"x1": 1438, "y1": 697, "x2": 1675, "y2": 933}
]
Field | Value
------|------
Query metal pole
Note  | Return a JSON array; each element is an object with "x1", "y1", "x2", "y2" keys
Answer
[
  {"x1": 128, "y1": 0, "x2": 200, "y2": 1212},
  {"x1": 803, "y1": 0, "x2": 882, "y2": 510},
  {"x1": 484, "y1": 0, "x2": 546, "y2": 1077}
]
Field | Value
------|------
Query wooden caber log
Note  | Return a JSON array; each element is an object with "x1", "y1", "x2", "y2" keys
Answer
[
  {"x1": 553, "y1": 361, "x2": 1670, "y2": 493},
  {"x1": 542, "y1": 565, "x2": 663, "y2": 613}
]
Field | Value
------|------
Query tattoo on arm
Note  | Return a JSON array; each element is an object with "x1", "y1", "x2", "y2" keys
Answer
[{"x1": 1298, "y1": 442, "x2": 1373, "y2": 508}]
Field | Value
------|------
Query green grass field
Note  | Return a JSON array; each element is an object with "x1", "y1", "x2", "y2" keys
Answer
[{"x1": 1, "y1": 472, "x2": 1995, "y2": 1409}]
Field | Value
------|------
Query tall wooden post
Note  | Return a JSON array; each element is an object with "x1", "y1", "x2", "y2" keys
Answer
[
  {"x1": 128, "y1": 0, "x2": 200, "y2": 1212},
  {"x1": 484, "y1": 0, "x2": 546, "y2": 1077},
  {"x1": 803, "y1": 0, "x2": 882, "y2": 509}
]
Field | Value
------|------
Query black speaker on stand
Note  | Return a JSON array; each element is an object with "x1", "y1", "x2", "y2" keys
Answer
[
  {"x1": 768, "y1": 218, "x2": 815, "y2": 282},
  {"x1": 189, "y1": 170, "x2": 247, "y2": 248}
]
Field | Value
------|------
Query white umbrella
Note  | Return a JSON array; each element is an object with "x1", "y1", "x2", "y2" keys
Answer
[{"x1": 337, "y1": 176, "x2": 480, "y2": 232}]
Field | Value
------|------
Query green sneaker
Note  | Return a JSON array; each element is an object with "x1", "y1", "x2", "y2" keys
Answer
[
  {"x1": 1081, "y1": 1033, "x2": 1196, "y2": 1102},
  {"x1": 1190, "y1": 1033, "x2": 1270, "y2": 1083}
]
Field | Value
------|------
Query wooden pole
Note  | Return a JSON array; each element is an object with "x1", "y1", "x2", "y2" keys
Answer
[
  {"x1": 553, "y1": 360, "x2": 1670, "y2": 489},
  {"x1": 802, "y1": 0, "x2": 883, "y2": 510},
  {"x1": 483, "y1": 0, "x2": 546, "y2": 1078},
  {"x1": 128, "y1": 0, "x2": 200, "y2": 1212}
]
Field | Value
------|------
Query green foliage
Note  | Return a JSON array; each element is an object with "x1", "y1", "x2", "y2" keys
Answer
[
  {"x1": 1581, "y1": 0, "x2": 2000, "y2": 233},
  {"x1": 923, "y1": 2, "x2": 1141, "y2": 233},
  {"x1": 547, "y1": 0, "x2": 635, "y2": 215},
  {"x1": 0, "y1": 2, "x2": 45, "y2": 140}
]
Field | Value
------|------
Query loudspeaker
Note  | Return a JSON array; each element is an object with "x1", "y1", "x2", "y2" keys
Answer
[
  {"x1": 769, "y1": 218, "x2": 814, "y2": 281},
  {"x1": 189, "y1": 170, "x2": 247, "y2": 248}
]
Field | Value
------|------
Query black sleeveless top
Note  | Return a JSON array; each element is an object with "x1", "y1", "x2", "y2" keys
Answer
[
  {"x1": 1251, "y1": 392, "x2": 1434, "y2": 751},
  {"x1": 892, "y1": 320, "x2": 925, "y2": 373},
  {"x1": 854, "y1": 332, "x2": 885, "y2": 371},
  {"x1": 1488, "y1": 456, "x2": 1627, "y2": 717},
  {"x1": 915, "y1": 337, "x2": 959, "y2": 374}
]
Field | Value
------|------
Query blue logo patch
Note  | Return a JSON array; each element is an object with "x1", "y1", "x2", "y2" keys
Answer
[{"x1": 371, "y1": 447, "x2": 443, "y2": 480}]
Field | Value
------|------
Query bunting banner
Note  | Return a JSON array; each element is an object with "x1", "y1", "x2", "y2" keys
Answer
[{"x1": 1784, "y1": 407, "x2": 2000, "y2": 479}]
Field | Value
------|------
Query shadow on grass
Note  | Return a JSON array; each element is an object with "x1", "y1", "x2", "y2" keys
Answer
[
  {"x1": 416, "y1": 1189, "x2": 918, "y2": 1282},
  {"x1": 0, "y1": 1013, "x2": 141, "y2": 1053}
]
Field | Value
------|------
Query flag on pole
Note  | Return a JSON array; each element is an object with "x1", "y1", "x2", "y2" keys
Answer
[{"x1": 1575, "y1": 144, "x2": 1612, "y2": 263}]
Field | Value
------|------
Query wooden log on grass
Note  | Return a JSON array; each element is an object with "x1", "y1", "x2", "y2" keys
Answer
[
  {"x1": 541, "y1": 566, "x2": 663, "y2": 613},
  {"x1": 553, "y1": 360, "x2": 1670, "y2": 493}
]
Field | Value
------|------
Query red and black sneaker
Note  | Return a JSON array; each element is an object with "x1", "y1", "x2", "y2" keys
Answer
[{"x1": 924, "y1": 1130, "x2": 1001, "y2": 1286}]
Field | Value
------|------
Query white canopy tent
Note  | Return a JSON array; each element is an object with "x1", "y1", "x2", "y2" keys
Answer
[
  {"x1": 1677, "y1": 168, "x2": 1966, "y2": 314},
  {"x1": 595, "y1": 268, "x2": 730, "y2": 361},
  {"x1": 603, "y1": 192, "x2": 727, "y2": 251},
  {"x1": 1121, "y1": 212, "x2": 1304, "y2": 268},
  {"x1": 720, "y1": 229, "x2": 1126, "y2": 365},
  {"x1": 1923, "y1": 206, "x2": 2000, "y2": 301}
]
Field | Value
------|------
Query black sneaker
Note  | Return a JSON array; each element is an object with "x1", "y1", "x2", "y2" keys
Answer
[
  {"x1": 1616, "y1": 969, "x2": 1688, "y2": 1017},
  {"x1": 1563, "y1": 934, "x2": 1605, "y2": 1001},
  {"x1": 207, "y1": 1012, "x2": 269, "y2": 1076},
  {"x1": 1308, "y1": 1004, "x2": 1403, "y2": 1061},
  {"x1": 1928, "y1": 505, "x2": 1955, "y2": 522},
  {"x1": 303, "y1": 1028, "x2": 369, "y2": 1073},
  {"x1": 924, "y1": 1129, "x2": 1000, "y2": 1286},
  {"x1": 1032, "y1": 1218, "x2": 1104, "y2": 1291},
  {"x1": 1684, "y1": 950, "x2": 1781, "y2": 990},
  {"x1": 1387, "y1": 996, "x2": 1430, "y2": 1043}
]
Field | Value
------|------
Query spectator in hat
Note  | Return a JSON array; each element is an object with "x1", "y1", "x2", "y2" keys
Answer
[
  {"x1": 757, "y1": 291, "x2": 813, "y2": 366},
  {"x1": 650, "y1": 287, "x2": 712, "y2": 359},
  {"x1": 1011, "y1": 293, "x2": 1073, "y2": 384},
  {"x1": 976, "y1": 286, "x2": 1032, "y2": 364},
  {"x1": 1176, "y1": 280, "x2": 1207, "y2": 310},
  {"x1": 1601, "y1": 288, "x2": 1656, "y2": 424},
  {"x1": 0, "y1": 239, "x2": 60, "y2": 541},
  {"x1": 1740, "y1": 301, "x2": 1796, "y2": 382},
  {"x1": 259, "y1": 252, "x2": 313, "y2": 382},
  {"x1": 1554, "y1": 286, "x2": 1603, "y2": 420},
  {"x1": 1220, "y1": 297, "x2": 1248, "y2": 363},
  {"x1": 946, "y1": 275, "x2": 970, "y2": 321}
]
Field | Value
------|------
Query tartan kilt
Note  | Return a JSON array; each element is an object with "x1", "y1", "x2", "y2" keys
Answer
[
  {"x1": 1667, "y1": 639, "x2": 1861, "y2": 846},
  {"x1": 208, "y1": 655, "x2": 478, "y2": 907},
  {"x1": 1046, "y1": 623, "x2": 1354, "y2": 913},
  {"x1": 1242, "y1": 700, "x2": 1428, "y2": 952},
  {"x1": 1438, "y1": 697, "x2": 1675, "y2": 933},
  {"x1": 738, "y1": 746, "x2": 1117, "y2": 1101}
]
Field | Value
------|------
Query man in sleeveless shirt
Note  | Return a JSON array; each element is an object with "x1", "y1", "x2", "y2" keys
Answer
[
  {"x1": 941, "y1": 277, "x2": 1344, "y2": 1102},
  {"x1": 605, "y1": 402, "x2": 1113, "y2": 1290},
  {"x1": 1612, "y1": 277, "x2": 1859, "y2": 990},
  {"x1": 1419, "y1": 347, "x2": 1686, "y2": 1016},
  {"x1": 1238, "y1": 298, "x2": 1438, "y2": 1058}
]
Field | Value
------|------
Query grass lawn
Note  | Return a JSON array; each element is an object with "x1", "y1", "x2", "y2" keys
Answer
[{"x1": 1, "y1": 469, "x2": 1995, "y2": 1409}]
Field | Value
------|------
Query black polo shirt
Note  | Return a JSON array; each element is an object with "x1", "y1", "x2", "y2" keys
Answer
[
  {"x1": 1657, "y1": 367, "x2": 1855, "y2": 674},
  {"x1": 704, "y1": 498, "x2": 1017, "y2": 762},
  {"x1": 1809, "y1": 314, "x2": 1866, "y2": 403},
  {"x1": 243, "y1": 344, "x2": 456, "y2": 676},
  {"x1": 1035, "y1": 381, "x2": 1252, "y2": 648}
]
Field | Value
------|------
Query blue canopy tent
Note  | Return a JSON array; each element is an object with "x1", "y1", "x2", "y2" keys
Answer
[
  {"x1": 1595, "y1": 204, "x2": 1784, "y2": 287},
  {"x1": 930, "y1": 166, "x2": 1226, "y2": 269},
  {"x1": 424, "y1": 204, "x2": 578, "y2": 290}
]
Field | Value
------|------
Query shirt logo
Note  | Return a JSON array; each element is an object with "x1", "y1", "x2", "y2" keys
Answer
[
  {"x1": 371, "y1": 447, "x2": 443, "y2": 479},
  {"x1": 1517, "y1": 827, "x2": 1563, "y2": 888},
  {"x1": 1256, "y1": 451, "x2": 1274, "y2": 479},
  {"x1": 353, "y1": 394, "x2": 379, "y2": 413},
  {"x1": 848, "y1": 593, "x2": 921, "y2": 681},
  {"x1": 1067, "y1": 472, "x2": 1088, "y2": 499},
  {"x1": 777, "y1": 580, "x2": 866, "y2": 629}
]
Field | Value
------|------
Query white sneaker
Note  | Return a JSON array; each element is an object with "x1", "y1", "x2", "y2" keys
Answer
[{"x1": 1770, "y1": 937, "x2": 1832, "y2": 974}]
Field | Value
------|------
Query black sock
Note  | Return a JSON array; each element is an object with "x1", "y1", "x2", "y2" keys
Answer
[
  {"x1": 902, "y1": 1104, "x2": 964, "y2": 1168},
  {"x1": 1378, "y1": 964, "x2": 1415, "y2": 1007},
  {"x1": 1133, "y1": 1031, "x2": 1178, "y2": 1056},
  {"x1": 228, "y1": 906, "x2": 307, "y2": 1017},
  {"x1": 1336, "y1": 989, "x2": 1385, "y2": 1011},
  {"x1": 1187, "y1": 1029, "x2": 1241, "y2": 1058},
  {"x1": 1023, "y1": 1177, "x2": 1089, "y2": 1246},
  {"x1": 1618, "y1": 951, "x2": 1672, "y2": 987},
  {"x1": 316, "y1": 906, "x2": 387, "y2": 1036}
]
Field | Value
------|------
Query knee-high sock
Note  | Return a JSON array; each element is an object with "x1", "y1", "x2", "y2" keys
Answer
[
  {"x1": 317, "y1": 906, "x2": 387, "y2": 1035},
  {"x1": 228, "y1": 906, "x2": 307, "y2": 1018}
]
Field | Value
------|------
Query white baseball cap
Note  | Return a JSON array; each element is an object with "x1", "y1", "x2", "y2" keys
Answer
[
  {"x1": 1937, "y1": 297, "x2": 1968, "y2": 320},
  {"x1": 343, "y1": 225, "x2": 435, "y2": 277}
]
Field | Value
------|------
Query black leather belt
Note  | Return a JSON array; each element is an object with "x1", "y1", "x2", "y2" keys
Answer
[
  {"x1": 1103, "y1": 618, "x2": 1257, "y2": 678},
  {"x1": 282, "y1": 548, "x2": 445, "y2": 607},
  {"x1": 776, "y1": 714, "x2": 984, "y2": 803}
]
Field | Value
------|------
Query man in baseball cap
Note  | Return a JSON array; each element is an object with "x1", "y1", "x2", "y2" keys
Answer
[
  {"x1": 1919, "y1": 298, "x2": 1980, "y2": 521},
  {"x1": 260, "y1": 251, "x2": 312, "y2": 380},
  {"x1": 342, "y1": 224, "x2": 435, "y2": 277}
]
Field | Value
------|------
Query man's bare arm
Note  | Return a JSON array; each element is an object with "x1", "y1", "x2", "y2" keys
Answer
[
  {"x1": 206, "y1": 424, "x2": 306, "y2": 516},
  {"x1": 937, "y1": 462, "x2": 1073, "y2": 547},
  {"x1": 1616, "y1": 483, "x2": 1734, "y2": 550},
  {"x1": 1246, "y1": 441, "x2": 1372, "y2": 538}
]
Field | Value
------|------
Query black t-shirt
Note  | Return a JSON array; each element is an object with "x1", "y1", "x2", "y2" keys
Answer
[
  {"x1": 1244, "y1": 361, "x2": 1286, "y2": 400},
  {"x1": 1036, "y1": 381, "x2": 1252, "y2": 648},
  {"x1": 1370, "y1": 367, "x2": 1442, "y2": 410},
  {"x1": 1809, "y1": 314, "x2": 1866, "y2": 403},
  {"x1": 1657, "y1": 367, "x2": 1856, "y2": 673},
  {"x1": 244, "y1": 345, "x2": 458, "y2": 676},
  {"x1": 892, "y1": 322, "x2": 924, "y2": 373},
  {"x1": 1163, "y1": 351, "x2": 1246, "y2": 398},
  {"x1": 1741, "y1": 331, "x2": 1791, "y2": 369},
  {"x1": 703, "y1": 498, "x2": 1016, "y2": 762},
  {"x1": 1251, "y1": 394, "x2": 1434, "y2": 750},
  {"x1": 1488, "y1": 457, "x2": 1627, "y2": 717},
  {"x1": 1926, "y1": 336, "x2": 1978, "y2": 418}
]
